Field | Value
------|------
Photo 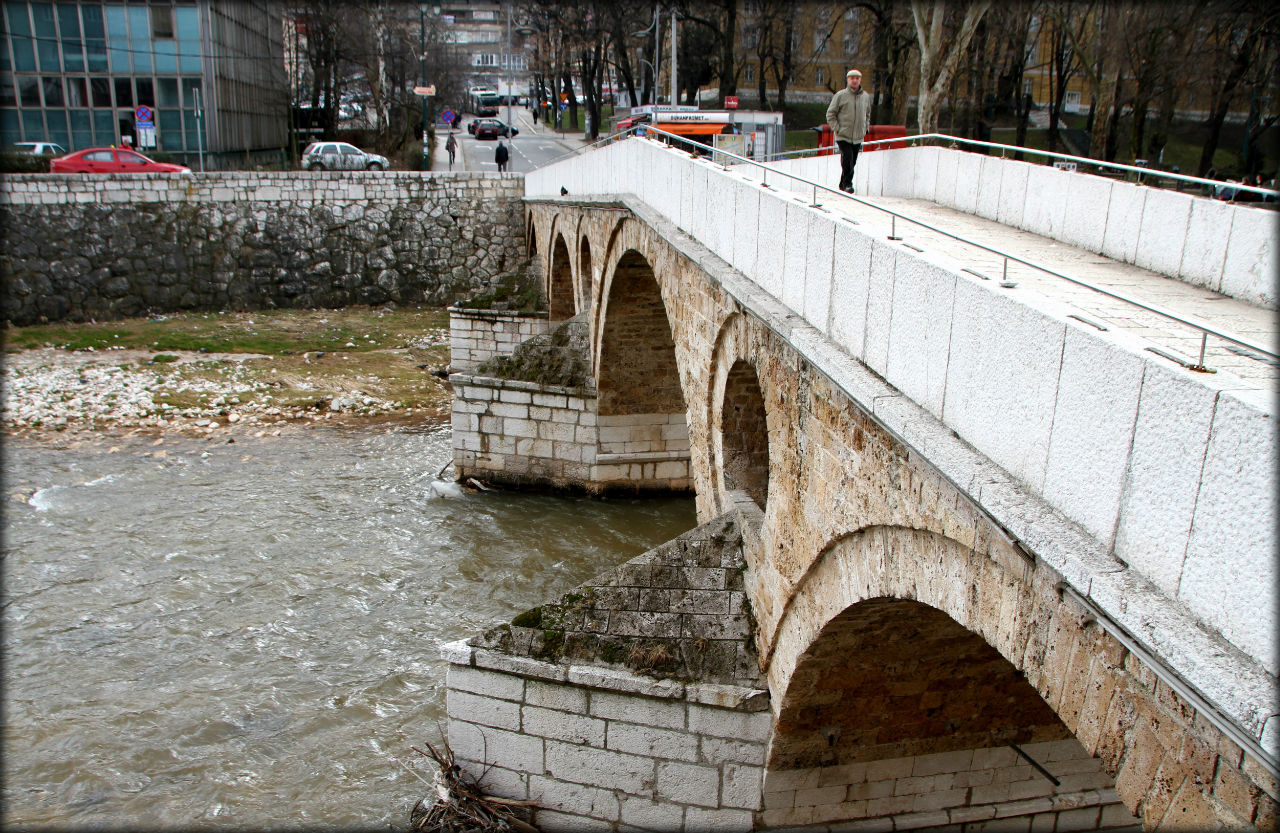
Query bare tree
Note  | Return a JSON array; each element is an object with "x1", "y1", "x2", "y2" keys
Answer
[{"x1": 910, "y1": 0, "x2": 994, "y2": 134}]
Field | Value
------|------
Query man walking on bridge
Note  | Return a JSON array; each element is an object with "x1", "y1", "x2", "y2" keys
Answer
[{"x1": 826, "y1": 69, "x2": 871, "y2": 193}]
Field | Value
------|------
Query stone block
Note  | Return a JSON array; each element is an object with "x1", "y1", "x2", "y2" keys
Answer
[
  {"x1": 721, "y1": 762, "x2": 763, "y2": 810},
  {"x1": 532, "y1": 807, "x2": 614, "y2": 832},
  {"x1": 1177, "y1": 198, "x2": 1233, "y2": 294},
  {"x1": 1113, "y1": 362, "x2": 1218, "y2": 598},
  {"x1": 995, "y1": 160, "x2": 1032, "y2": 228},
  {"x1": 449, "y1": 720, "x2": 545, "y2": 774},
  {"x1": 780, "y1": 203, "x2": 811, "y2": 314},
  {"x1": 528, "y1": 774, "x2": 621, "y2": 822},
  {"x1": 544, "y1": 739, "x2": 654, "y2": 795},
  {"x1": 1100, "y1": 182, "x2": 1147, "y2": 265},
  {"x1": 524, "y1": 705, "x2": 607, "y2": 746},
  {"x1": 1041, "y1": 326, "x2": 1144, "y2": 547},
  {"x1": 1221, "y1": 205, "x2": 1278, "y2": 307},
  {"x1": 448, "y1": 664, "x2": 526, "y2": 701},
  {"x1": 588, "y1": 690, "x2": 687, "y2": 728},
  {"x1": 861, "y1": 238, "x2": 900, "y2": 375},
  {"x1": 941, "y1": 279, "x2": 1065, "y2": 491},
  {"x1": 803, "y1": 215, "x2": 836, "y2": 333},
  {"x1": 828, "y1": 222, "x2": 875, "y2": 354},
  {"x1": 754, "y1": 192, "x2": 788, "y2": 299},
  {"x1": 657, "y1": 760, "x2": 720, "y2": 807},
  {"x1": 1022, "y1": 164, "x2": 1071, "y2": 238},
  {"x1": 618, "y1": 795, "x2": 685, "y2": 831},
  {"x1": 1134, "y1": 189, "x2": 1194, "y2": 276},
  {"x1": 682, "y1": 805, "x2": 753, "y2": 832},
  {"x1": 447, "y1": 689, "x2": 521, "y2": 731},
  {"x1": 607, "y1": 721, "x2": 700, "y2": 762},
  {"x1": 687, "y1": 704, "x2": 772, "y2": 740},
  {"x1": 701, "y1": 736, "x2": 769, "y2": 766},
  {"x1": 954, "y1": 151, "x2": 984, "y2": 213},
  {"x1": 884, "y1": 250, "x2": 957, "y2": 418},
  {"x1": 731, "y1": 179, "x2": 762, "y2": 277},
  {"x1": 525, "y1": 679, "x2": 588, "y2": 713}
]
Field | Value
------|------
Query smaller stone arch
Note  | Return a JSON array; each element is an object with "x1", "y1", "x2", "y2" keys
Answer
[
  {"x1": 526, "y1": 213, "x2": 537, "y2": 259},
  {"x1": 720, "y1": 359, "x2": 770, "y2": 510},
  {"x1": 548, "y1": 231, "x2": 574, "y2": 322},
  {"x1": 577, "y1": 235, "x2": 593, "y2": 316}
]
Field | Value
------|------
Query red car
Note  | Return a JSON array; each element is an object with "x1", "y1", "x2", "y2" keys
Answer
[
  {"x1": 472, "y1": 119, "x2": 518, "y2": 140},
  {"x1": 50, "y1": 147, "x2": 190, "y2": 174}
]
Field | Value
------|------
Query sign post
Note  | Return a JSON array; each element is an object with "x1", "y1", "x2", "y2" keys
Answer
[{"x1": 134, "y1": 104, "x2": 155, "y2": 149}]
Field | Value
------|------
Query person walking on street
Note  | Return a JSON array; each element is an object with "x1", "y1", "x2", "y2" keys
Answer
[
  {"x1": 826, "y1": 69, "x2": 871, "y2": 193},
  {"x1": 495, "y1": 140, "x2": 509, "y2": 173},
  {"x1": 445, "y1": 132, "x2": 457, "y2": 170}
]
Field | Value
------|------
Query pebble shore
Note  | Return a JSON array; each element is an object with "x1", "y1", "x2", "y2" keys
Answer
[{"x1": 2, "y1": 346, "x2": 428, "y2": 440}]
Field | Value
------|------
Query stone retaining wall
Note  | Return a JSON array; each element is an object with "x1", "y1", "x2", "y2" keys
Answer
[{"x1": 0, "y1": 171, "x2": 525, "y2": 325}]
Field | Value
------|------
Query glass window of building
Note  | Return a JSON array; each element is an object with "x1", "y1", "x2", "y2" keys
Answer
[
  {"x1": 90, "y1": 77, "x2": 111, "y2": 107},
  {"x1": 155, "y1": 39, "x2": 176, "y2": 73},
  {"x1": 0, "y1": 78, "x2": 16, "y2": 107},
  {"x1": 66, "y1": 76, "x2": 87, "y2": 107},
  {"x1": 1, "y1": 108, "x2": 20, "y2": 145},
  {"x1": 7, "y1": 3, "x2": 36, "y2": 71},
  {"x1": 135, "y1": 77, "x2": 154, "y2": 107},
  {"x1": 41, "y1": 75, "x2": 63, "y2": 106},
  {"x1": 158, "y1": 108, "x2": 182, "y2": 150},
  {"x1": 157, "y1": 77, "x2": 179, "y2": 107},
  {"x1": 69, "y1": 108, "x2": 91, "y2": 147},
  {"x1": 114, "y1": 76, "x2": 133, "y2": 107},
  {"x1": 32, "y1": 2, "x2": 60, "y2": 71},
  {"x1": 83, "y1": 4, "x2": 106, "y2": 71},
  {"x1": 93, "y1": 109, "x2": 114, "y2": 144},
  {"x1": 104, "y1": 5, "x2": 128, "y2": 72},
  {"x1": 58, "y1": 3, "x2": 82, "y2": 71},
  {"x1": 150, "y1": 5, "x2": 174, "y2": 39},
  {"x1": 44, "y1": 107, "x2": 67, "y2": 145},
  {"x1": 18, "y1": 75, "x2": 40, "y2": 105}
]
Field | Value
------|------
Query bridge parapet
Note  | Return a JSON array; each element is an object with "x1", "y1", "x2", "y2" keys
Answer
[{"x1": 769, "y1": 145, "x2": 1276, "y2": 309}]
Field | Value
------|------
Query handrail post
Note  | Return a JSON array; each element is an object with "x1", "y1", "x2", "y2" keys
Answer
[{"x1": 888, "y1": 215, "x2": 902, "y2": 241}]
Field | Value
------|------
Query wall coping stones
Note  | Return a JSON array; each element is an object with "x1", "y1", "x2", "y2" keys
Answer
[
  {"x1": 441, "y1": 639, "x2": 769, "y2": 711},
  {"x1": 449, "y1": 372, "x2": 596, "y2": 399},
  {"x1": 448, "y1": 307, "x2": 549, "y2": 321}
]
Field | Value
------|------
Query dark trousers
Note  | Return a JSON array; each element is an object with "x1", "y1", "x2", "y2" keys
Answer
[{"x1": 837, "y1": 140, "x2": 861, "y2": 191}]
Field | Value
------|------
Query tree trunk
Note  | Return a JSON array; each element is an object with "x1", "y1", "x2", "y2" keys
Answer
[
  {"x1": 718, "y1": 0, "x2": 738, "y2": 104},
  {"x1": 911, "y1": 0, "x2": 993, "y2": 134}
]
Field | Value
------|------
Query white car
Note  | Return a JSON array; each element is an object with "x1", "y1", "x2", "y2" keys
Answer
[
  {"x1": 12, "y1": 141, "x2": 66, "y2": 156},
  {"x1": 301, "y1": 141, "x2": 389, "y2": 171}
]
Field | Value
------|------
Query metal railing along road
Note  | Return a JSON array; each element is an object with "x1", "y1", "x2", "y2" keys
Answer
[
  {"x1": 771, "y1": 132, "x2": 1280, "y2": 201},
  {"x1": 536, "y1": 125, "x2": 1278, "y2": 368}
]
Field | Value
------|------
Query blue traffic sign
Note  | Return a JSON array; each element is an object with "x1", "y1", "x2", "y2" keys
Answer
[
  {"x1": 559, "y1": 101, "x2": 568, "y2": 111},
  {"x1": 134, "y1": 105, "x2": 154, "y2": 129},
  {"x1": 441, "y1": 109, "x2": 456, "y2": 124}
]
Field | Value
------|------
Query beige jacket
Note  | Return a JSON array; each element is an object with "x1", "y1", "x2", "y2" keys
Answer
[{"x1": 825, "y1": 87, "x2": 871, "y2": 144}]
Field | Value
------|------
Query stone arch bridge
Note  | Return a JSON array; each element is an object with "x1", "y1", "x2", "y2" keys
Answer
[{"x1": 442, "y1": 137, "x2": 1277, "y2": 831}]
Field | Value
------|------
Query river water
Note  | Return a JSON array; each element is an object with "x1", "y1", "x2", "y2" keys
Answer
[{"x1": 2, "y1": 424, "x2": 695, "y2": 830}]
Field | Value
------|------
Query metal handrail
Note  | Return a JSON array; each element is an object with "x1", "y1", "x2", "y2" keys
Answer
[
  {"x1": 769, "y1": 132, "x2": 1279, "y2": 199},
  {"x1": 547, "y1": 124, "x2": 1276, "y2": 364}
]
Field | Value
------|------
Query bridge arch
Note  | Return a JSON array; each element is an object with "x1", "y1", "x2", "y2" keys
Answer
[
  {"x1": 596, "y1": 248, "x2": 684, "y2": 419},
  {"x1": 547, "y1": 231, "x2": 574, "y2": 322},
  {"x1": 708, "y1": 314, "x2": 771, "y2": 514},
  {"x1": 577, "y1": 235, "x2": 593, "y2": 317},
  {"x1": 763, "y1": 524, "x2": 1155, "y2": 826}
]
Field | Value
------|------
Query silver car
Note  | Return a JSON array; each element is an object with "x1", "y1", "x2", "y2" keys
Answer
[{"x1": 302, "y1": 141, "x2": 389, "y2": 171}]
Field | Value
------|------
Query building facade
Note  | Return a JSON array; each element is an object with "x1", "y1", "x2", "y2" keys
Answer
[{"x1": 1, "y1": 0, "x2": 288, "y2": 168}]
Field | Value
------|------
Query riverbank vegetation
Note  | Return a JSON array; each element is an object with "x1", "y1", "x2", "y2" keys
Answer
[{"x1": 1, "y1": 305, "x2": 456, "y2": 438}]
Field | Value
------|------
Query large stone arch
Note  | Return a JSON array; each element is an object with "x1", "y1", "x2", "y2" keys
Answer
[
  {"x1": 763, "y1": 524, "x2": 1250, "y2": 828},
  {"x1": 547, "y1": 231, "x2": 574, "y2": 322}
]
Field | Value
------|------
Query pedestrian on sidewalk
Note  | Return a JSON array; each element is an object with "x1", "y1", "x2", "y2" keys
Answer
[
  {"x1": 826, "y1": 68, "x2": 871, "y2": 194},
  {"x1": 495, "y1": 141, "x2": 509, "y2": 173},
  {"x1": 445, "y1": 132, "x2": 457, "y2": 169}
]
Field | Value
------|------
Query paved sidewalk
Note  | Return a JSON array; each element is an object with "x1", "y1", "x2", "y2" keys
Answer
[{"x1": 428, "y1": 127, "x2": 464, "y2": 172}]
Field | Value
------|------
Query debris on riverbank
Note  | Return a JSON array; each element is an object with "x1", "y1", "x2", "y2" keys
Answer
[
  {"x1": 2, "y1": 306, "x2": 456, "y2": 439},
  {"x1": 408, "y1": 741, "x2": 538, "y2": 833}
]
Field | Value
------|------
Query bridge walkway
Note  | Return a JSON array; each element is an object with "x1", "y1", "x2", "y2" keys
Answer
[{"x1": 794, "y1": 187, "x2": 1277, "y2": 392}]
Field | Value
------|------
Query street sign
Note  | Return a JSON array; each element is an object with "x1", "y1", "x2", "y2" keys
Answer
[
  {"x1": 724, "y1": 96, "x2": 739, "y2": 109},
  {"x1": 441, "y1": 109, "x2": 456, "y2": 124},
  {"x1": 134, "y1": 104, "x2": 154, "y2": 129},
  {"x1": 559, "y1": 101, "x2": 568, "y2": 111},
  {"x1": 413, "y1": 85, "x2": 436, "y2": 96}
]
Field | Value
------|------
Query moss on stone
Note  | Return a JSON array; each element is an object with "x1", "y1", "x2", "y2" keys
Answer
[{"x1": 511, "y1": 607, "x2": 543, "y2": 628}]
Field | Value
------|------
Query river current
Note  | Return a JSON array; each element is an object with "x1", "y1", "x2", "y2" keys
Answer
[{"x1": 2, "y1": 425, "x2": 695, "y2": 830}]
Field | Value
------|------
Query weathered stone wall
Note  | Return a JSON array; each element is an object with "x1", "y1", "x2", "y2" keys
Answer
[
  {"x1": 0, "y1": 171, "x2": 525, "y2": 325},
  {"x1": 442, "y1": 514, "x2": 772, "y2": 832}
]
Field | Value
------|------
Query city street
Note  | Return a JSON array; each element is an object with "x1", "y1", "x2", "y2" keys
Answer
[{"x1": 432, "y1": 107, "x2": 586, "y2": 173}]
